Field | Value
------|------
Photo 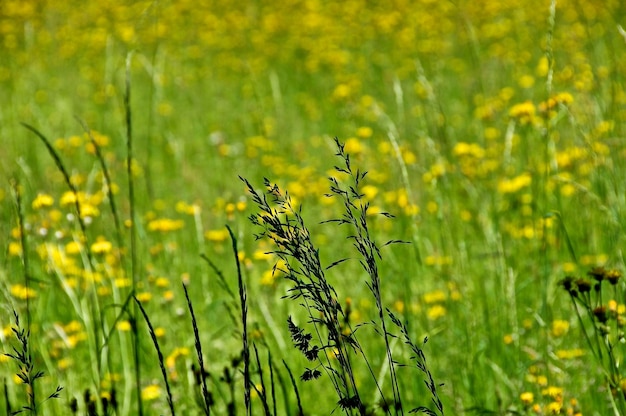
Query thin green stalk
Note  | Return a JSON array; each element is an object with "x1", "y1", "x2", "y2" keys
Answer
[
  {"x1": 226, "y1": 225, "x2": 251, "y2": 416},
  {"x1": 10, "y1": 179, "x2": 31, "y2": 330},
  {"x1": 282, "y1": 361, "x2": 303, "y2": 416},
  {"x1": 134, "y1": 297, "x2": 176, "y2": 416},
  {"x1": 76, "y1": 117, "x2": 124, "y2": 254},
  {"x1": 124, "y1": 51, "x2": 143, "y2": 416},
  {"x1": 182, "y1": 282, "x2": 212, "y2": 415}
]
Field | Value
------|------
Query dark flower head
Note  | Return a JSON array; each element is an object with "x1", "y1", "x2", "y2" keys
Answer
[
  {"x1": 593, "y1": 306, "x2": 609, "y2": 323},
  {"x1": 607, "y1": 269, "x2": 622, "y2": 285},
  {"x1": 576, "y1": 279, "x2": 592, "y2": 293},
  {"x1": 588, "y1": 266, "x2": 607, "y2": 282},
  {"x1": 560, "y1": 276, "x2": 577, "y2": 295}
]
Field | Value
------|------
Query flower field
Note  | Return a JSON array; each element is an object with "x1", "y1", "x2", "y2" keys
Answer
[{"x1": 1, "y1": 1, "x2": 626, "y2": 415}]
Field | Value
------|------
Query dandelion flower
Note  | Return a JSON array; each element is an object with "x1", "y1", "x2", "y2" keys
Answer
[
  {"x1": 141, "y1": 384, "x2": 161, "y2": 401},
  {"x1": 32, "y1": 193, "x2": 54, "y2": 209}
]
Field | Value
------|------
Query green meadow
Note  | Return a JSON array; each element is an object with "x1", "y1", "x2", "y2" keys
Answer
[{"x1": 1, "y1": 1, "x2": 626, "y2": 414}]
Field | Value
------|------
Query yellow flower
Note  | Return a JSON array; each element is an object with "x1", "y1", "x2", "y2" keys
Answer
[
  {"x1": 116, "y1": 321, "x2": 132, "y2": 331},
  {"x1": 136, "y1": 292, "x2": 152, "y2": 302},
  {"x1": 356, "y1": 126, "x2": 373, "y2": 138},
  {"x1": 32, "y1": 193, "x2": 54, "y2": 209},
  {"x1": 175, "y1": 201, "x2": 200, "y2": 215},
  {"x1": 91, "y1": 238, "x2": 112, "y2": 254},
  {"x1": 65, "y1": 241, "x2": 82, "y2": 255},
  {"x1": 332, "y1": 83, "x2": 351, "y2": 100},
  {"x1": 551, "y1": 319, "x2": 569, "y2": 337},
  {"x1": 541, "y1": 386, "x2": 563, "y2": 399},
  {"x1": 545, "y1": 401, "x2": 562, "y2": 414},
  {"x1": 360, "y1": 185, "x2": 378, "y2": 201},
  {"x1": 148, "y1": 218, "x2": 184, "y2": 232},
  {"x1": 453, "y1": 142, "x2": 485, "y2": 158},
  {"x1": 520, "y1": 392, "x2": 534, "y2": 405},
  {"x1": 141, "y1": 384, "x2": 161, "y2": 401},
  {"x1": 64, "y1": 320, "x2": 83, "y2": 333},
  {"x1": 498, "y1": 173, "x2": 532, "y2": 194},
  {"x1": 344, "y1": 137, "x2": 364, "y2": 154},
  {"x1": 261, "y1": 270, "x2": 277, "y2": 286},
  {"x1": 423, "y1": 290, "x2": 446, "y2": 304},
  {"x1": 10, "y1": 284, "x2": 37, "y2": 300},
  {"x1": 80, "y1": 203, "x2": 100, "y2": 219},
  {"x1": 60, "y1": 191, "x2": 79, "y2": 206},
  {"x1": 155, "y1": 277, "x2": 170, "y2": 288},
  {"x1": 114, "y1": 278, "x2": 131, "y2": 288},
  {"x1": 518, "y1": 74, "x2": 535, "y2": 89},
  {"x1": 508, "y1": 101, "x2": 536, "y2": 124},
  {"x1": 165, "y1": 347, "x2": 190, "y2": 370},
  {"x1": 539, "y1": 92, "x2": 574, "y2": 113},
  {"x1": 427, "y1": 305, "x2": 446, "y2": 320},
  {"x1": 555, "y1": 349, "x2": 584, "y2": 359},
  {"x1": 205, "y1": 228, "x2": 229, "y2": 242},
  {"x1": 9, "y1": 242, "x2": 22, "y2": 256}
]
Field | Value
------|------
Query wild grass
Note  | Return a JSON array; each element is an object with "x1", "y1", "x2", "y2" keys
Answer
[
  {"x1": 4, "y1": 311, "x2": 63, "y2": 415},
  {"x1": 241, "y1": 138, "x2": 442, "y2": 414},
  {"x1": 1, "y1": 1, "x2": 626, "y2": 415}
]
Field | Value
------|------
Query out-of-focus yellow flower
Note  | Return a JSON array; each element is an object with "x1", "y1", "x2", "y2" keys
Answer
[
  {"x1": 427, "y1": 305, "x2": 446, "y2": 320},
  {"x1": 175, "y1": 201, "x2": 200, "y2": 215},
  {"x1": 253, "y1": 250, "x2": 273, "y2": 261},
  {"x1": 60, "y1": 191, "x2": 79, "y2": 206},
  {"x1": 261, "y1": 270, "x2": 277, "y2": 286},
  {"x1": 205, "y1": 228, "x2": 229, "y2": 242},
  {"x1": 541, "y1": 386, "x2": 563, "y2": 399},
  {"x1": 136, "y1": 292, "x2": 152, "y2": 302},
  {"x1": 424, "y1": 255, "x2": 452, "y2": 266},
  {"x1": 32, "y1": 193, "x2": 54, "y2": 209},
  {"x1": 148, "y1": 218, "x2": 184, "y2": 232},
  {"x1": 344, "y1": 137, "x2": 364, "y2": 154},
  {"x1": 518, "y1": 74, "x2": 535, "y2": 88},
  {"x1": 361, "y1": 185, "x2": 378, "y2": 200},
  {"x1": 155, "y1": 277, "x2": 169, "y2": 288},
  {"x1": 356, "y1": 126, "x2": 373, "y2": 138},
  {"x1": 520, "y1": 392, "x2": 534, "y2": 405},
  {"x1": 115, "y1": 278, "x2": 132, "y2": 288},
  {"x1": 536, "y1": 375, "x2": 548, "y2": 386},
  {"x1": 509, "y1": 101, "x2": 536, "y2": 124},
  {"x1": 116, "y1": 321, "x2": 131, "y2": 331},
  {"x1": 165, "y1": 347, "x2": 190, "y2": 370},
  {"x1": 141, "y1": 384, "x2": 161, "y2": 401},
  {"x1": 332, "y1": 83, "x2": 351, "y2": 100},
  {"x1": 539, "y1": 92, "x2": 574, "y2": 113},
  {"x1": 91, "y1": 238, "x2": 112, "y2": 254},
  {"x1": 453, "y1": 142, "x2": 485, "y2": 158},
  {"x1": 9, "y1": 242, "x2": 22, "y2": 256},
  {"x1": 555, "y1": 349, "x2": 584, "y2": 359},
  {"x1": 66, "y1": 241, "x2": 82, "y2": 255},
  {"x1": 545, "y1": 401, "x2": 562, "y2": 414},
  {"x1": 498, "y1": 173, "x2": 532, "y2": 194},
  {"x1": 551, "y1": 319, "x2": 569, "y2": 337},
  {"x1": 423, "y1": 290, "x2": 446, "y2": 304},
  {"x1": 10, "y1": 284, "x2": 37, "y2": 300},
  {"x1": 57, "y1": 357, "x2": 73, "y2": 370},
  {"x1": 64, "y1": 320, "x2": 83, "y2": 333}
]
